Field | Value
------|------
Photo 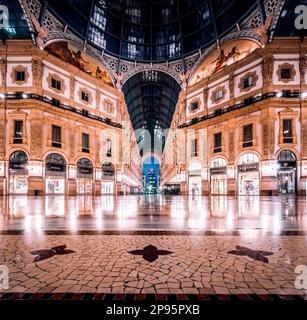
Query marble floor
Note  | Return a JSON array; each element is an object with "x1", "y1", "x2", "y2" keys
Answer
[{"x1": 0, "y1": 195, "x2": 307, "y2": 297}]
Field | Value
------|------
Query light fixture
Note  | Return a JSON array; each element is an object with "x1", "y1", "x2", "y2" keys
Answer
[
  {"x1": 22, "y1": 93, "x2": 28, "y2": 99},
  {"x1": 276, "y1": 91, "x2": 283, "y2": 98},
  {"x1": 0, "y1": 93, "x2": 5, "y2": 99},
  {"x1": 301, "y1": 91, "x2": 307, "y2": 99}
]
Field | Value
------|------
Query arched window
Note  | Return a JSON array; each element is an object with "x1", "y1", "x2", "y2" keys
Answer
[
  {"x1": 277, "y1": 150, "x2": 296, "y2": 162},
  {"x1": 211, "y1": 158, "x2": 227, "y2": 168},
  {"x1": 9, "y1": 151, "x2": 28, "y2": 171},
  {"x1": 102, "y1": 162, "x2": 115, "y2": 178},
  {"x1": 77, "y1": 158, "x2": 93, "y2": 176},
  {"x1": 238, "y1": 153, "x2": 259, "y2": 164},
  {"x1": 45, "y1": 153, "x2": 66, "y2": 173}
]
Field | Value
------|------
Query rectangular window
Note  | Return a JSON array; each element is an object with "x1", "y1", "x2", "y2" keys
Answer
[
  {"x1": 51, "y1": 78, "x2": 62, "y2": 91},
  {"x1": 107, "y1": 139, "x2": 112, "y2": 157},
  {"x1": 283, "y1": 119, "x2": 293, "y2": 143},
  {"x1": 243, "y1": 76, "x2": 253, "y2": 89},
  {"x1": 13, "y1": 120, "x2": 23, "y2": 144},
  {"x1": 15, "y1": 71, "x2": 25, "y2": 82},
  {"x1": 82, "y1": 133, "x2": 90, "y2": 153},
  {"x1": 52, "y1": 125, "x2": 61, "y2": 148},
  {"x1": 281, "y1": 68, "x2": 291, "y2": 80},
  {"x1": 191, "y1": 138, "x2": 198, "y2": 157},
  {"x1": 191, "y1": 101, "x2": 199, "y2": 111},
  {"x1": 81, "y1": 91, "x2": 89, "y2": 102},
  {"x1": 214, "y1": 90, "x2": 223, "y2": 101},
  {"x1": 214, "y1": 132, "x2": 222, "y2": 153},
  {"x1": 243, "y1": 124, "x2": 253, "y2": 148}
]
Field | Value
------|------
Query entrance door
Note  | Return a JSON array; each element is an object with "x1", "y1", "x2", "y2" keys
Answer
[{"x1": 277, "y1": 150, "x2": 297, "y2": 194}]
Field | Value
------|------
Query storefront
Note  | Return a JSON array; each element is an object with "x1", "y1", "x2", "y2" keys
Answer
[
  {"x1": 277, "y1": 150, "x2": 297, "y2": 194},
  {"x1": 9, "y1": 151, "x2": 28, "y2": 194},
  {"x1": 188, "y1": 161, "x2": 202, "y2": 195},
  {"x1": 101, "y1": 162, "x2": 115, "y2": 194},
  {"x1": 45, "y1": 153, "x2": 66, "y2": 194},
  {"x1": 76, "y1": 158, "x2": 93, "y2": 194},
  {"x1": 210, "y1": 158, "x2": 227, "y2": 195},
  {"x1": 237, "y1": 153, "x2": 260, "y2": 196}
]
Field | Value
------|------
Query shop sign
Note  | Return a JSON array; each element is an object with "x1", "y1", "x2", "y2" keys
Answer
[
  {"x1": 238, "y1": 163, "x2": 259, "y2": 173},
  {"x1": 210, "y1": 167, "x2": 227, "y2": 175}
]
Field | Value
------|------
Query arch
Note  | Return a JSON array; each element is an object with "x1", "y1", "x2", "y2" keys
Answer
[
  {"x1": 235, "y1": 150, "x2": 261, "y2": 165},
  {"x1": 77, "y1": 157, "x2": 93, "y2": 174},
  {"x1": 211, "y1": 157, "x2": 227, "y2": 168},
  {"x1": 188, "y1": 159, "x2": 202, "y2": 172},
  {"x1": 6, "y1": 147, "x2": 30, "y2": 161},
  {"x1": 45, "y1": 153, "x2": 67, "y2": 172},
  {"x1": 9, "y1": 150, "x2": 29, "y2": 163},
  {"x1": 102, "y1": 161, "x2": 115, "y2": 177},
  {"x1": 276, "y1": 147, "x2": 300, "y2": 161},
  {"x1": 76, "y1": 156, "x2": 94, "y2": 167},
  {"x1": 121, "y1": 66, "x2": 182, "y2": 89},
  {"x1": 142, "y1": 153, "x2": 162, "y2": 165},
  {"x1": 277, "y1": 150, "x2": 297, "y2": 162},
  {"x1": 43, "y1": 150, "x2": 69, "y2": 163}
]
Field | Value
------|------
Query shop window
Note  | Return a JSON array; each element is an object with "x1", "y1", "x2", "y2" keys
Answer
[
  {"x1": 282, "y1": 119, "x2": 293, "y2": 143},
  {"x1": 52, "y1": 125, "x2": 62, "y2": 148},
  {"x1": 15, "y1": 70, "x2": 25, "y2": 82},
  {"x1": 107, "y1": 139, "x2": 112, "y2": 157},
  {"x1": 13, "y1": 120, "x2": 23, "y2": 144},
  {"x1": 81, "y1": 91, "x2": 89, "y2": 102},
  {"x1": 82, "y1": 133, "x2": 90, "y2": 153},
  {"x1": 51, "y1": 78, "x2": 62, "y2": 91},
  {"x1": 214, "y1": 132, "x2": 222, "y2": 153},
  {"x1": 243, "y1": 124, "x2": 253, "y2": 148},
  {"x1": 191, "y1": 138, "x2": 198, "y2": 157}
]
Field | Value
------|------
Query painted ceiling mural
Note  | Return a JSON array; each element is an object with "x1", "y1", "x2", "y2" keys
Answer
[
  {"x1": 45, "y1": 41, "x2": 114, "y2": 87},
  {"x1": 189, "y1": 39, "x2": 261, "y2": 86}
]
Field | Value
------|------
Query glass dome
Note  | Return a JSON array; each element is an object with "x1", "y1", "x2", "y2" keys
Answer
[{"x1": 42, "y1": 0, "x2": 259, "y2": 62}]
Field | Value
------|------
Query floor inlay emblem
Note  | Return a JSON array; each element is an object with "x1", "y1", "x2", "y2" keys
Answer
[
  {"x1": 128, "y1": 245, "x2": 173, "y2": 262},
  {"x1": 227, "y1": 245, "x2": 273, "y2": 263},
  {"x1": 30, "y1": 244, "x2": 75, "y2": 262}
]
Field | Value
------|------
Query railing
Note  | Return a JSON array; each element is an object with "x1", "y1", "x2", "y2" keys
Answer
[
  {"x1": 2, "y1": 93, "x2": 123, "y2": 129},
  {"x1": 178, "y1": 90, "x2": 302, "y2": 129}
]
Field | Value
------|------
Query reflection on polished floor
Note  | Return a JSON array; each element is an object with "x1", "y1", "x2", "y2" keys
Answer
[{"x1": 0, "y1": 195, "x2": 307, "y2": 232}]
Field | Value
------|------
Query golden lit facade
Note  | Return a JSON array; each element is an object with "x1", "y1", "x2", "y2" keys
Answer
[
  {"x1": 161, "y1": 37, "x2": 307, "y2": 196},
  {"x1": 0, "y1": 40, "x2": 141, "y2": 195}
]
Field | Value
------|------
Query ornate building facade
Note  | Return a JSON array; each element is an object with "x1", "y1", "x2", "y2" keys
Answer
[
  {"x1": 0, "y1": 40, "x2": 142, "y2": 195},
  {"x1": 161, "y1": 37, "x2": 307, "y2": 196}
]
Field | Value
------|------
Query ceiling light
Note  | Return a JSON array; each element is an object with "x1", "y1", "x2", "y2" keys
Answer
[
  {"x1": 301, "y1": 91, "x2": 307, "y2": 99},
  {"x1": 276, "y1": 91, "x2": 283, "y2": 98}
]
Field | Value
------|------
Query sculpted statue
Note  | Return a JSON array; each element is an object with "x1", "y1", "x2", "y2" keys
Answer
[
  {"x1": 253, "y1": 14, "x2": 273, "y2": 47},
  {"x1": 30, "y1": 14, "x2": 49, "y2": 49},
  {"x1": 212, "y1": 47, "x2": 241, "y2": 73}
]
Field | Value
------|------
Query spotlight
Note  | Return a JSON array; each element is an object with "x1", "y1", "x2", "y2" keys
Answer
[
  {"x1": 22, "y1": 93, "x2": 28, "y2": 99},
  {"x1": 0, "y1": 93, "x2": 5, "y2": 99},
  {"x1": 301, "y1": 91, "x2": 307, "y2": 99},
  {"x1": 276, "y1": 91, "x2": 283, "y2": 98}
]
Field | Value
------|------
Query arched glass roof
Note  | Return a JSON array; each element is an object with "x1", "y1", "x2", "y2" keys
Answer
[{"x1": 41, "y1": 0, "x2": 259, "y2": 62}]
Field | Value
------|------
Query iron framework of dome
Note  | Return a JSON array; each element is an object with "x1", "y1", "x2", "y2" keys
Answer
[{"x1": 37, "y1": 0, "x2": 261, "y2": 62}]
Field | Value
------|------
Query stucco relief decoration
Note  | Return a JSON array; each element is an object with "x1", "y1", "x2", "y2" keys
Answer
[
  {"x1": 277, "y1": 63, "x2": 296, "y2": 83},
  {"x1": 45, "y1": 42, "x2": 113, "y2": 86},
  {"x1": 31, "y1": 123, "x2": 42, "y2": 158},
  {"x1": 211, "y1": 86, "x2": 227, "y2": 104},
  {"x1": 10, "y1": 65, "x2": 30, "y2": 86},
  {"x1": 252, "y1": 14, "x2": 273, "y2": 47},
  {"x1": 238, "y1": 71, "x2": 259, "y2": 92}
]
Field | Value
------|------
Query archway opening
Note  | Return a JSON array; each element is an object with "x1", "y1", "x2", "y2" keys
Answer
[
  {"x1": 210, "y1": 158, "x2": 228, "y2": 195},
  {"x1": 237, "y1": 153, "x2": 260, "y2": 196},
  {"x1": 188, "y1": 161, "x2": 202, "y2": 196},
  {"x1": 9, "y1": 151, "x2": 28, "y2": 194},
  {"x1": 77, "y1": 158, "x2": 93, "y2": 194},
  {"x1": 277, "y1": 150, "x2": 297, "y2": 194},
  {"x1": 101, "y1": 162, "x2": 115, "y2": 194},
  {"x1": 45, "y1": 153, "x2": 66, "y2": 194},
  {"x1": 142, "y1": 156, "x2": 160, "y2": 194}
]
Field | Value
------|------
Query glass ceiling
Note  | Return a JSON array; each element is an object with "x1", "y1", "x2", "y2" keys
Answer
[{"x1": 42, "y1": 0, "x2": 259, "y2": 62}]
